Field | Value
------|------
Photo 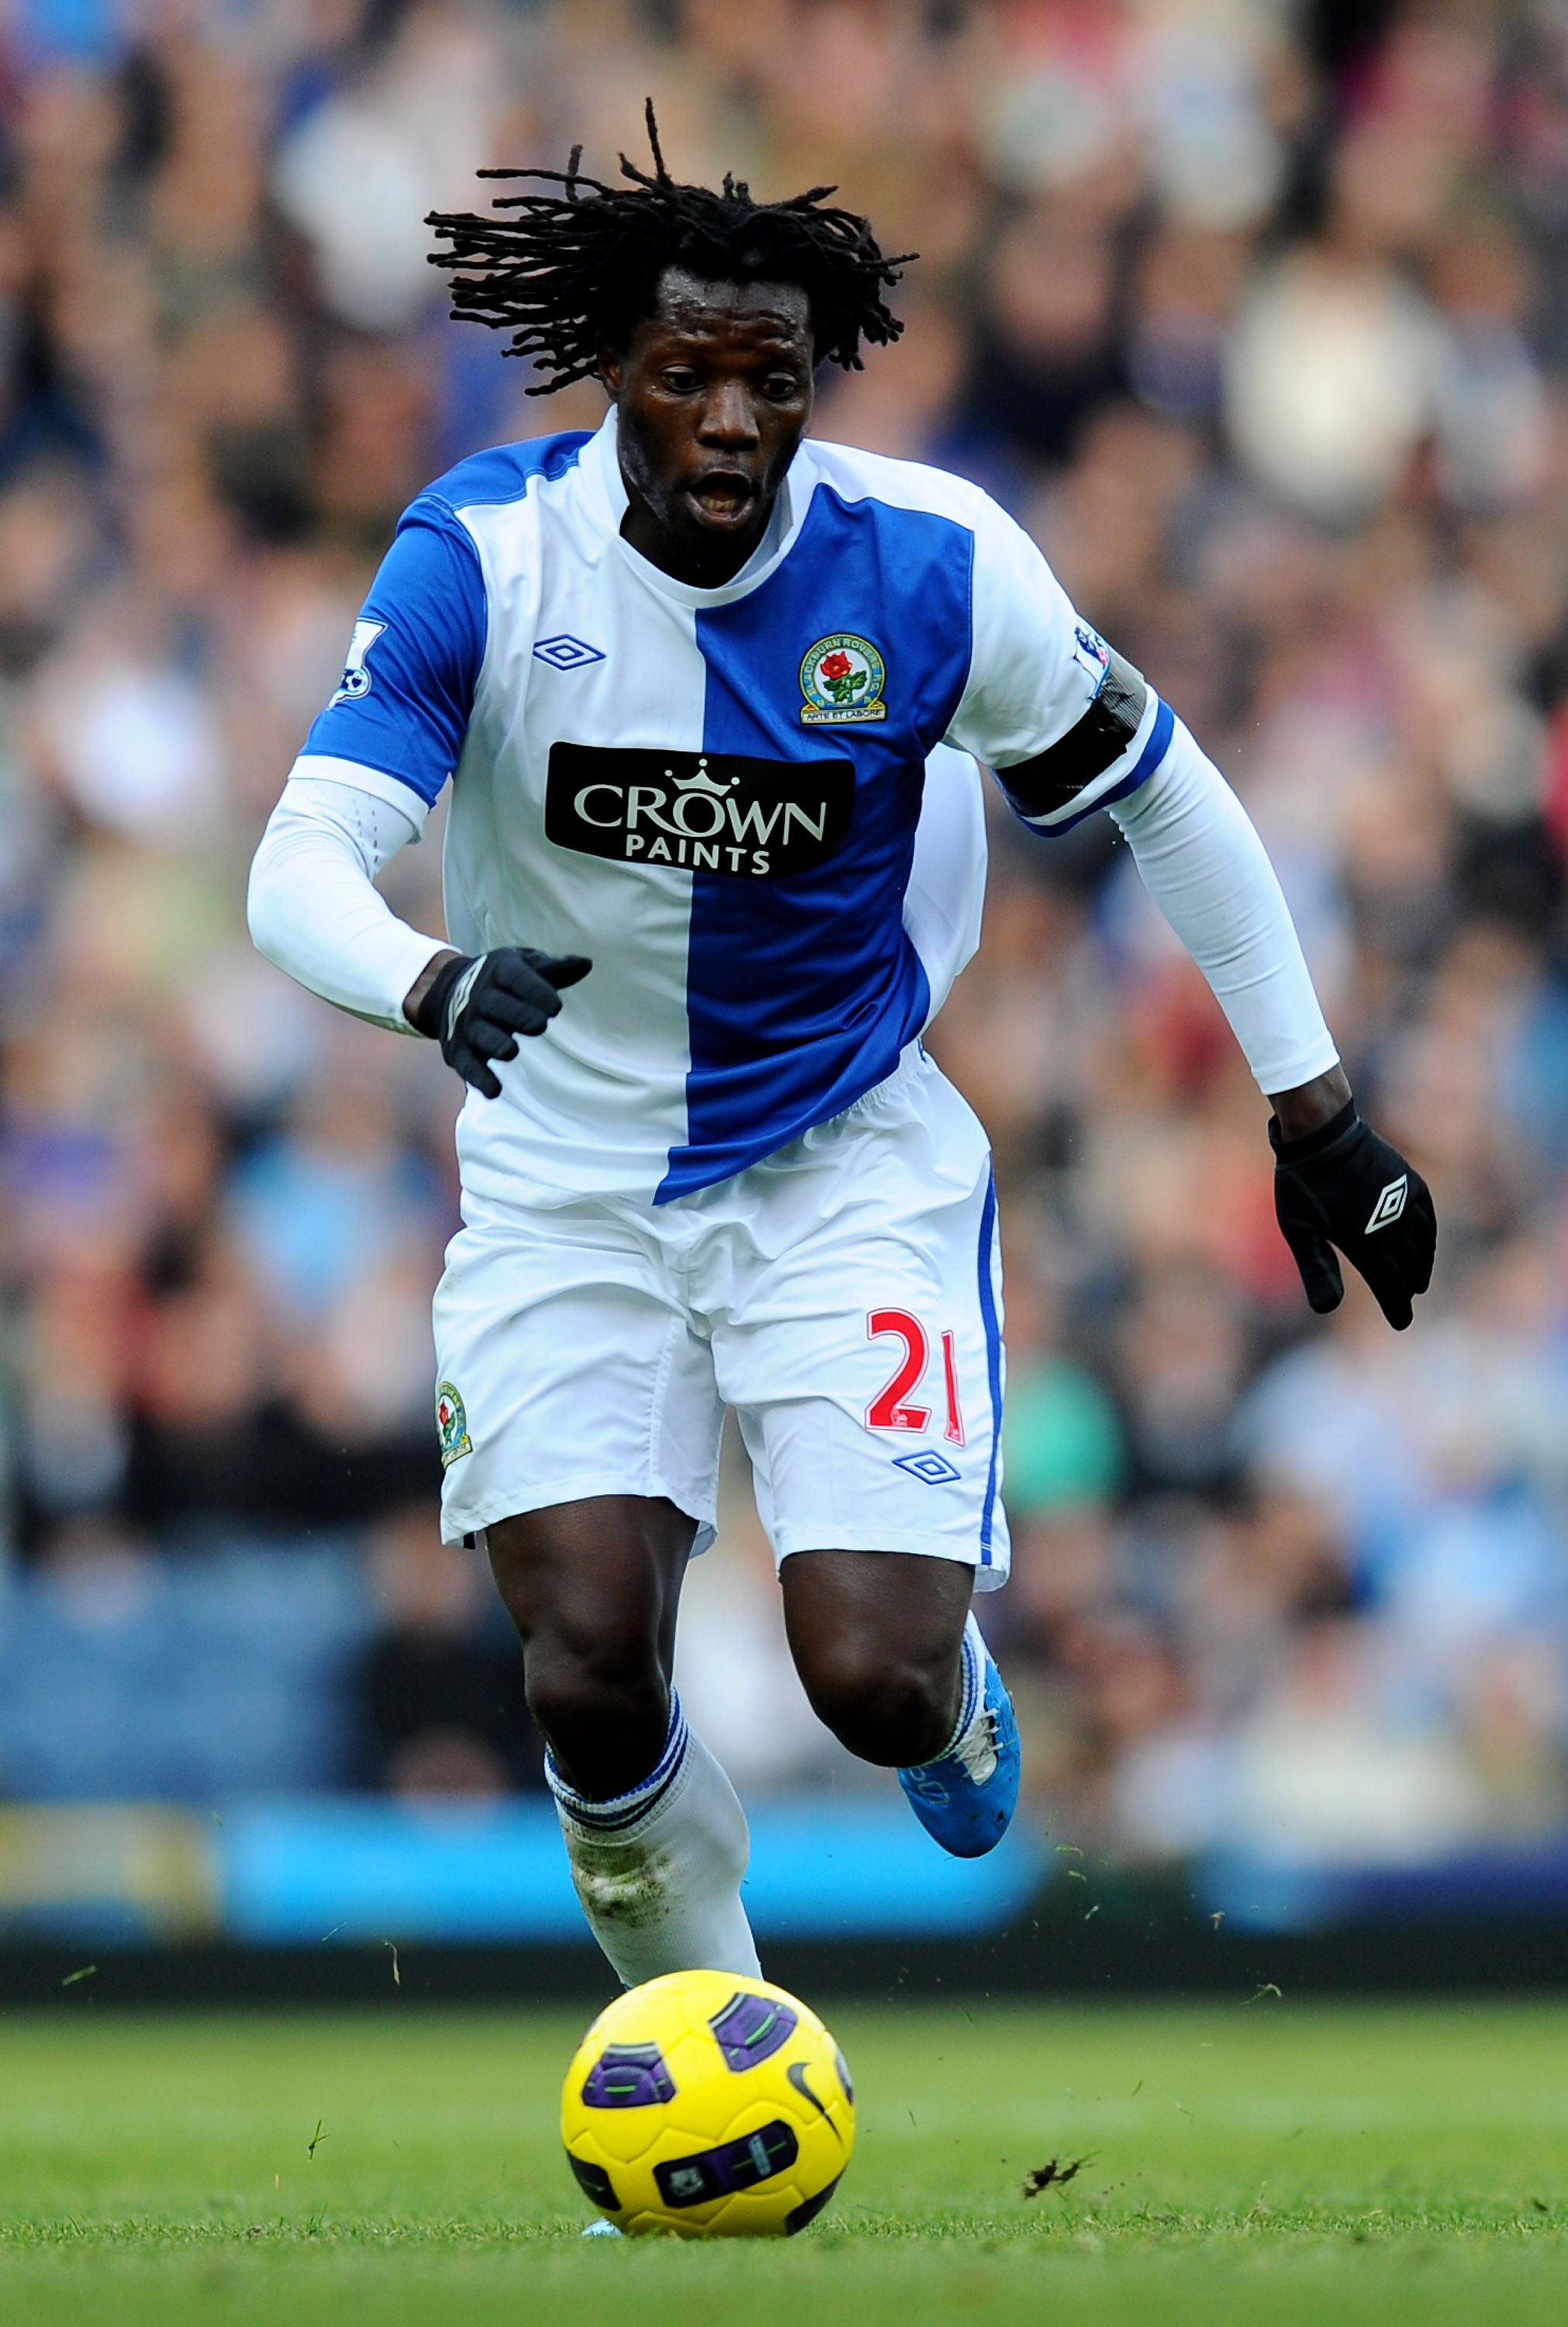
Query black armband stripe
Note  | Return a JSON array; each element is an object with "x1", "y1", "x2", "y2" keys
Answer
[{"x1": 994, "y1": 650, "x2": 1148, "y2": 820}]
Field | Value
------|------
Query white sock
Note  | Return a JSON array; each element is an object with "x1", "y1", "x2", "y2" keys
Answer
[
  {"x1": 546, "y1": 1694, "x2": 761, "y2": 1986},
  {"x1": 920, "y1": 1612, "x2": 996, "y2": 1776}
]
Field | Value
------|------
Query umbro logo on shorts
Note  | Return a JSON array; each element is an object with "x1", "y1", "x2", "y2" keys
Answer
[
  {"x1": 545, "y1": 744, "x2": 855, "y2": 879},
  {"x1": 1365, "y1": 1175, "x2": 1408, "y2": 1234},
  {"x1": 534, "y1": 634, "x2": 606, "y2": 671},
  {"x1": 893, "y1": 1449, "x2": 962, "y2": 1487}
]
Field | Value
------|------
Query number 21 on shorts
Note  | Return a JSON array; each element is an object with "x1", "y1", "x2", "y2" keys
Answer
[{"x1": 865, "y1": 1309, "x2": 965, "y2": 1447}]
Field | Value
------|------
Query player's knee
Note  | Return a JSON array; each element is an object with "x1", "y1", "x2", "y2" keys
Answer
[{"x1": 796, "y1": 1640, "x2": 954, "y2": 1767}]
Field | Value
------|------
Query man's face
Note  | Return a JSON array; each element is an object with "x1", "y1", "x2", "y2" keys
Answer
[{"x1": 600, "y1": 268, "x2": 814, "y2": 586}]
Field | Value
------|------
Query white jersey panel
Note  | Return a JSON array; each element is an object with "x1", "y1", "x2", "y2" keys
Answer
[
  {"x1": 904, "y1": 742, "x2": 986, "y2": 1025},
  {"x1": 447, "y1": 465, "x2": 705, "y2": 1209}
]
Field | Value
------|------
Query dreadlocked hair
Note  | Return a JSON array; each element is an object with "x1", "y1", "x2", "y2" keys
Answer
[{"x1": 426, "y1": 100, "x2": 914, "y2": 392}]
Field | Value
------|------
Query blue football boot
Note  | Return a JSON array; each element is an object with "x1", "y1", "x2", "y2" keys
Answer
[{"x1": 899, "y1": 1613, "x2": 1021, "y2": 1858}]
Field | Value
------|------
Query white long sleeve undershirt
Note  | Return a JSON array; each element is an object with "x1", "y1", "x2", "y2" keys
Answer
[
  {"x1": 247, "y1": 728, "x2": 1338, "y2": 1095},
  {"x1": 1106, "y1": 716, "x2": 1338, "y2": 1094},
  {"x1": 246, "y1": 773, "x2": 448, "y2": 1033}
]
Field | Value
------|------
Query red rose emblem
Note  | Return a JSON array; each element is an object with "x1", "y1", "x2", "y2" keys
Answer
[{"x1": 820, "y1": 649, "x2": 853, "y2": 682}]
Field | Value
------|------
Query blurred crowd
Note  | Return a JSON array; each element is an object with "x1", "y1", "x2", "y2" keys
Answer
[{"x1": 0, "y1": 0, "x2": 1566, "y2": 1878}]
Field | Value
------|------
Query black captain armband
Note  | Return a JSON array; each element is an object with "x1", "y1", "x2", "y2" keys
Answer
[{"x1": 994, "y1": 650, "x2": 1148, "y2": 822}]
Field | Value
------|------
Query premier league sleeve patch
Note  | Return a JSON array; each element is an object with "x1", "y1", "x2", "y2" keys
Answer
[
  {"x1": 1071, "y1": 622, "x2": 1112, "y2": 689},
  {"x1": 800, "y1": 634, "x2": 887, "y2": 725},
  {"x1": 436, "y1": 1381, "x2": 473, "y2": 1467}
]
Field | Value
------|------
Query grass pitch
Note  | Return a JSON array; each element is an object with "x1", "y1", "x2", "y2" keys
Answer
[{"x1": 0, "y1": 2000, "x2": 1565, "y2": 2325}]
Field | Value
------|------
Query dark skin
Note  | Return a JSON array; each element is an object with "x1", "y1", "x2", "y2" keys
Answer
[{"x1": 405, "y1": 265, "x2": 1353, "y2": 1798}]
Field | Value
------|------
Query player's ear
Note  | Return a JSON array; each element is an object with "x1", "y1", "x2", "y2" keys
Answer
[{"x1": 598, "y1": 346, "x2": 624, "y2": 399}]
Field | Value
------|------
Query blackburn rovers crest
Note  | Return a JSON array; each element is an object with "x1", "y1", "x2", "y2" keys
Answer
[
  {"x1": 800, "y1": 634, "x2": 887, "y2": 725},
  {"x1": 435, "y1": 1380, "x2": 472, "y2": 1468}
]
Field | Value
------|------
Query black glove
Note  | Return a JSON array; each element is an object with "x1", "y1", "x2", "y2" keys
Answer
[
  {"x1": 413, "y1": 947, "x2": 591, "y2": 1098},
  {"x1": 1270, "y1": 1098, "x2": 1436, "y2": 1331}
]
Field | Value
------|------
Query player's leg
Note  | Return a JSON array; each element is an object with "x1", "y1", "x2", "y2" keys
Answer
[
  {"x1": 779, "y1": 1546, "x2": 1018, "y2": 1858},
  {"x1": 777, "y1": 1546, "x2": 971, "y2": 1768},
  {"x1": 706, "y1": 1048, "x2": 1018, "y2": 1856},
  {"x1": 486, "y1": 1496, "x2": 761, "y2": 1984},
  {"x1": 486, "y1": 1493, "x2": 690, "y2": 1802},
  {"x1": 433, "y1": 1201, "x2": 758, "y2": 1983}
]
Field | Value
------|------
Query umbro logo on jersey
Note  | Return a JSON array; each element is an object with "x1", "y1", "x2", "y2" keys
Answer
[
  {"x1": 893, "y1": 1450, "x2": 962, "y2": 1487},
  {"x1": 534, "y1": 634, "x2": 606, "y2": 672},
  {"x1": 545, "y1": 744, "x2": 855, "y2": 879},
  {"x1": 1365, "y1": 1175, "x2": 1409, "y2": 1234}
]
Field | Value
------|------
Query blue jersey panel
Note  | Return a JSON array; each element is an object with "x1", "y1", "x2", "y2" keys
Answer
[
  {"x1": 303, "y1": 432, "x2": 591, "y2": 808},
  {"x1": 658, "y1": 487, "x2": 976, "y2": 1199},
  {"x1": 303, "y1": 509, "x2": 485, "y2": 805},
  {"x1": 423, "y1": 430, "x2": 592, "y2": 513}
]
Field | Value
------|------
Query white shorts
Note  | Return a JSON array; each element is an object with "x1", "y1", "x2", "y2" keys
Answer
[{"x1": 432, "y1": 1046, "x2": 1009, "y2": 1588}]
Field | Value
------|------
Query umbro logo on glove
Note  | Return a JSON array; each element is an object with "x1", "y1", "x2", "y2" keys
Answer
[
  {"x1": 1365, "y1": 1175, "x2": 1408, "y2": 1234},
  {"x1": 1270, "y1": 1102, "x2": 1435, "y2": 1332}
]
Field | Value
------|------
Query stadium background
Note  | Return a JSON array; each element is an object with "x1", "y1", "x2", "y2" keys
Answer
[{"x1": 0, "y1": 0, "x2": 1566, "y2": 1966}]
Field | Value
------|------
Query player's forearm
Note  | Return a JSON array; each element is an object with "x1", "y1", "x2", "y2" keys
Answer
[
  {"x1": 1269, "y1": 1062, "x2": 1353, "y2": 1140},
  {"x1": 247, "y1": 774, "x2": 450, "y2": 1034},
  {"x1": 1107, "y1": 718, "x2": 1341, "y2": 1098}
]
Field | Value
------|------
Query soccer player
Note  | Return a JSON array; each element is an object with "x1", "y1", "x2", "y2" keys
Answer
[{"x1": 248, "y1": 116, "x2": 1435, "y2": 1986}]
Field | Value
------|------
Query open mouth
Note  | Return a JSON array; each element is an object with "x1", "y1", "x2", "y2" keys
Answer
[{"x1": 685, "y1": 472, "x2": 756, "y2": 525}]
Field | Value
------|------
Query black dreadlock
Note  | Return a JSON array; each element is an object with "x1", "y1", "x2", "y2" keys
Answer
[{"x1": 427, "y1": 101, "x2": 913, "y2": 393}]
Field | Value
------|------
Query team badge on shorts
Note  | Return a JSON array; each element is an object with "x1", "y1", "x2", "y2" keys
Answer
[
  {"x1": 800, "y1": 634, "x2": 887, "y2": 725},
  {"x1": 435, "y1": 1381, "x2": 472, "y2": 1468}
]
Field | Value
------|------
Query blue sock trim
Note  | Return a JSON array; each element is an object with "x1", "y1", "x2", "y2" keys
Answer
[{"x1": 546, "y1": 1694, "x2": 689, "y2": 1832}]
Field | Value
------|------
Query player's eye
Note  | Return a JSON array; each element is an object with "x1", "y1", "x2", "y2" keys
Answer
[
  {"x1": 762, "y1": 372, "x2": 803, "y2": 399},
  {"x1": 660, "y1": 367, "x2": 702, "y2": 393}
]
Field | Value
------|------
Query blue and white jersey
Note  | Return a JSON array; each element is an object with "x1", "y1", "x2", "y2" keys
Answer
[{"x1": 296, "y1": 412, "x2": 1173, "y2": 1206}]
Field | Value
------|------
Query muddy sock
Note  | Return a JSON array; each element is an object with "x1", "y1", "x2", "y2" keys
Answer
[{"x1": 546, "y1": 1695, "x2": 761, "y2": 1984}]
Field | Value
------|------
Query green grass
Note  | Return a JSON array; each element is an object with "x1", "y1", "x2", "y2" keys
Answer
[{"x1": 0, "y1": 2001, "x2": 1566, "y2": 2324}]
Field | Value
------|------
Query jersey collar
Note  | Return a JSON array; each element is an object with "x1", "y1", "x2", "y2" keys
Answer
[{"x1": 585, "y1": 410, "x2": 812, "y2": 610}]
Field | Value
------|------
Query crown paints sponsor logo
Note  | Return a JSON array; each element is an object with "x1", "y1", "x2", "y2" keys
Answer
[
  {"x1": 544, "y1": 744, "x2": 855, "y2": 879},
  {"x1": 800, "y1": 634, "x2": 887, "y2": 725}
]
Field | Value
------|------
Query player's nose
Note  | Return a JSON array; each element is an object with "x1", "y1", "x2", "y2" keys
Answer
[{"x1": 695, "y1": 379, "x2": 762, "y2": 450}]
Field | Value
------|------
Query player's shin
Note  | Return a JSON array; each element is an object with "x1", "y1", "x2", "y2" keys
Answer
[{"x1": 546, "y1": 1693, "x2": 761, "y2": 1984}]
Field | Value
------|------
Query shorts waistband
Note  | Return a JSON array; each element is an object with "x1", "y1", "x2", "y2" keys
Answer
[{"x1": 825, "y1": 1040, "x2": 931, "y2": 1127}]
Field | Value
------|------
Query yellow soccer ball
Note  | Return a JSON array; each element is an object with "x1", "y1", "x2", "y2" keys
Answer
[{"x1": 561, "y1": 1969, "x2": 855, "y2": 2237}]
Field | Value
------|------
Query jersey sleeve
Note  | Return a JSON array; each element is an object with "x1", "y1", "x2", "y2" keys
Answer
[
  {"x1": 299, "y1": 495, "x2": 487, "y2": 812},
  {"x1": 943, "y1": 494, "x2": 1173, "y2": 835}
]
